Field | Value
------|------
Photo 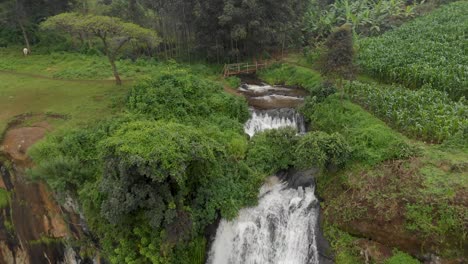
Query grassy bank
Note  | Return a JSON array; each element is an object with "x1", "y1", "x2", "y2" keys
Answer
[{"x1": 259, "y1": 62, "x2": 467, "y2": 262}]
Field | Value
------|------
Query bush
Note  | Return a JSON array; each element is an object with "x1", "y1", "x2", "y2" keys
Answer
[
  {"x1": 384, "y1": 250, "x2": 420, "y2": 264},
  {"x1": 246, "y1": 128, "x2": 298, "y2": 175},
  {"x1": 294, "y1": 131, "x2": 351, "y2": 169},
  {"x1": 318, "y1": 24, "x2": 356, "y2": 82},
  {"x1": 225, "y1": 76, "x2": 241, "y2": 88},
  {"x1": 127, "y1": 71, "x2": 250, "y2": 125}
]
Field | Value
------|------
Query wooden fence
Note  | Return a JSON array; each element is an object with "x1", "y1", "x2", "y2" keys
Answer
[{"x1": 223, "y1": 61, "x2": 270, "y2": 77}]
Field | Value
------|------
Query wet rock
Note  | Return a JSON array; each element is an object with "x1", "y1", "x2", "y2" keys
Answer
[{"x1": 277, "y1": 168, "x2": 319, "y2": 189}]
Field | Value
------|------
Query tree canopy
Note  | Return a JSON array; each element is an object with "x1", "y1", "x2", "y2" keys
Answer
[{"x1": 41, "y1": 12, "x2": 160, "y2": 84}]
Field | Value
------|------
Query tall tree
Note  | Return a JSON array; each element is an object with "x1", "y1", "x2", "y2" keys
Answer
[
  {"x1": 0, "y1": 0, "x2": 75, "y2": 48},
  {"x1": 193, "y1": 0, "x2": 308, "y2": 61},
  {"x1": 318, "y1": 24, "x2": 356, "y2": 90},
  {"x1": 42, "y1": 13, "x2": 160, "y2": 85}
]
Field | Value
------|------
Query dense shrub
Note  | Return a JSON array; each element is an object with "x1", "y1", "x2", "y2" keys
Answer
[
  {"x1": 246, "y1": 128, "x2": 351, "y2": 174},
  {"x1": 246, "y1": 128, "x2": 299, "y2": 175},
  {"x1": 384, "y1": 250, "x2": 420, "y2": 264},
  {"x1": 127, "y1": 71, "x2": 250, "y2": 126},
  {"x1": 294, "y1": 131, "x2": 351, "y2": 169},
  {"x1": 358, "y1": 1, "x2": 468, "y2": 99},
  {"x1": 347, "y1": 81, "x2": 468, "y2": 143},
  {"x1": 29, "y1": 70, "x2": 257, "y2": 264},
  {"x1": 318, "y1": 24, "x2": 356, "y2": 82}
]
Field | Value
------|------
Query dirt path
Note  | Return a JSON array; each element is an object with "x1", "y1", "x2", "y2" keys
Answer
[{"x1": 0, "y1": 69, "x2": 133, "y2": 84}]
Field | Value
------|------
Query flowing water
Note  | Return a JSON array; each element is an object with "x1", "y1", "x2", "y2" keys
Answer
[
  {"x1": 207, "y1": 178, "x2": 320, "y2": 264},
  {"x1": 207, "y1": 82, "x2": 323, "y2": 264},
  {"x1": 239, "y1": 83, "x2": 307, "y2": 137}
]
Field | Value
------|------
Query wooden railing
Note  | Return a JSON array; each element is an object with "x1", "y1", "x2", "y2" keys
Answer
[{"x1": 223, "y1": 61, "x2": 270, "y2": 77}]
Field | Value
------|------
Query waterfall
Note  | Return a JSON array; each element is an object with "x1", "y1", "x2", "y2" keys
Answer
[
  {"x1": 207, "y1": 81, "x2": 323, "y2": 264},
  {"x1": 207, "y1": 177, "x2": 320, "y2": 264},
  {"x1": 244, "y1": 108, "x2": 306, "y2": 137},
  {"x1": 240, "y1": 83, "x2": 307, "y2": 137}
]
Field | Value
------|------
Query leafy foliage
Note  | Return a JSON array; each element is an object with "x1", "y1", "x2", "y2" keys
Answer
[
  {"x1": 358, "y1": 1, "x2": 468, "y2": 99},
  {"x1": 127, "y1": 70, "x2": 249, "y2": 125},
  {"x1": 318, "y1": 24, "x2": 356, "y2": 82},
  {"x1": 384, "y1": 250, "x2": 420, "y2": 264},
  {"x1": 28, "y1": 68, "x2": 262, "y2": 263},
  {"x1": 246, "y1": 128, "x2": 351, "y2": 175},
  {"x1": 347, "y1": 81, "x2": 468, "y2": 143},
  {"x1": 294, "y1": 131, "x2": 351, "y2": 170},
  {"x1": 246, "y1": 128, "x2": 299, "y2": 175},
  {"x1": 303, "y1": 0, "x2": 420, "y2": 41}
]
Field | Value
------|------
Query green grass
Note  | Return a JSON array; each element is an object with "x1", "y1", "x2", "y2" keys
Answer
[
  {"x1": 309, "y1": 95, "x2": 416, "y2": 166},
  {"x1": 0, "y1": 71, "x2": 128, "y2": 136},
  {"x1": 258, "y1": 63, "x2": 322, "y2": 92}
]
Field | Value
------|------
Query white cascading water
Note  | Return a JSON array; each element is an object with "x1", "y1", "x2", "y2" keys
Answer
[
  {"x1": 207, "y1": 177, "x2": 320, "y2": 264},
  {"x1": 207, "y1": 82, "x2": 320, "y2": 264},
  {"x1": 240, "y1": 83, "x2": 307, "y2": 137},
  {"x1": 244, "y1": 108, "x2": 306, "y2": 137}
]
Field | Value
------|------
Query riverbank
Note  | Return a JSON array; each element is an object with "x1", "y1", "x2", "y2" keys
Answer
[{"x1": 258, "y1": 62, "x2": 467, "y2": 263}]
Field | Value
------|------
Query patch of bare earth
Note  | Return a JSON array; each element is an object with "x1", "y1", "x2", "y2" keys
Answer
[{"x1": 0, "y1": 113, "x2": 63, "y2": 165}]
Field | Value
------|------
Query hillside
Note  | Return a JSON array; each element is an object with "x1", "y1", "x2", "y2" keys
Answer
[{"x1": 0, "y1": 1, "x2": 466, "y2": 264}]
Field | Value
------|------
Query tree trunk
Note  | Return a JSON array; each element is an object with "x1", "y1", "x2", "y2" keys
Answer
[
  {"x1": 18, "y1": 20, "x2": 30, "y2": 52},
  {"x1": 108, "y1": 56, "x2": 122, "y2": 86}
]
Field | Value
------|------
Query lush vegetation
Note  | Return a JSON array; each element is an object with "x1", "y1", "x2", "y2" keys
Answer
[
  {"x1": 304, "y1": 0, "x2": 422, "y2": 41},
  {"x1": 246, "y1": 128, "x2": 351, "y2": 175},
  {"x1": 28, "y1": 69, "x2": 261, "y2": 263},
  {"x1": 1, "y1": 1, "x2": 467, "y2": 263},
  {"x1": 263, "y1": 62, "x2": 467, "y2": 261},
  {"x1": 258, "y1": 63, "x2": 322, "y2": 92},
  {"x1": 347, "y1": 81, "x2": 468, "y2": 143},
  {"x1": 358, "y1": 1, "x2": 468, "y2": 99}
]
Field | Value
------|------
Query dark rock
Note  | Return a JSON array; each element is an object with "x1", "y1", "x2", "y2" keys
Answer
[{"x1": 277, "y1": 168, "x2": 319, "y2": 189}]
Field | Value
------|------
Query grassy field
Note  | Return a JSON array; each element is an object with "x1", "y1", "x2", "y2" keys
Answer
[
  {"x1": 0, "y1": 71, "x2": 128, "y2": 137},
  {"x1": 0, "y1": 47, "x2": 228, "y2": 137}
]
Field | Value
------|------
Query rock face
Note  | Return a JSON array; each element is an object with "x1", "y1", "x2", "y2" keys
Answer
[{"x1": 0, "y1": 115, "x2": 99, "y2": 264}]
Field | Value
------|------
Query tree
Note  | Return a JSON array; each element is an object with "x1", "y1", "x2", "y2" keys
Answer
[
  {"x1": 42, "y1": 13, "x2": 160, "y2": 85},
  {"x1": 0, "y1": 0, "x2": 75, "y2": 49},
  {"x1": 192, "y1": 0, "x2": 308, "y2": 61},
  {"x1": 318, "y1": 23, "x2": 357, "y2": 89}
]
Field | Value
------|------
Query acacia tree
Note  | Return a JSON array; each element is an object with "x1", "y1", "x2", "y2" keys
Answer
[{"x1": 42, "y1": 13, "x2": 160, "y2": 85}]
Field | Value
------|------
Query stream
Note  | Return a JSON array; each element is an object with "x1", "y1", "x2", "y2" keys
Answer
[{"x1": 207, "y1": 82, "x2": 327, "y2": 264}]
